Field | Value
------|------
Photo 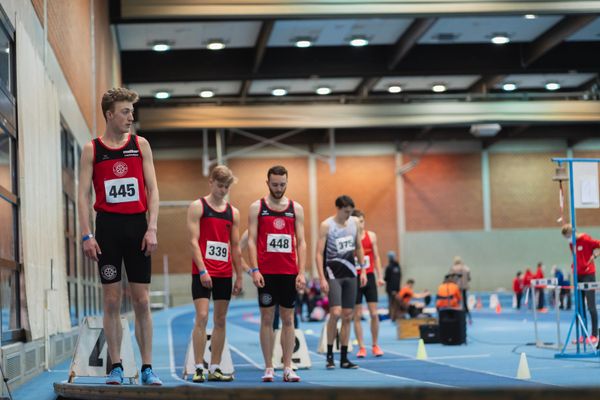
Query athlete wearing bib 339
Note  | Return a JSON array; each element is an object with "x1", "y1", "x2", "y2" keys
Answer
[
  {"x1": 187, "y1": 166, "x2": 243, "y2": 383},
  {"x1": 316, "y1": 195, "x2": 367, "y2": 370},
  {"x1": 248, "y1": 165, "x2": 306, "y2": 383},
  {"x1": 352, "y1": 210, "x2": 385, "y2": 358},
  {"x1": 79, "y1": 88, "x2": 161, "y2": 386}
]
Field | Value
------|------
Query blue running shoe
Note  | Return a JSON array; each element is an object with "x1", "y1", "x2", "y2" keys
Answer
[
  {"x1": 141, "y1": 367, "x2": 163, "y2": 386},
  {"x1": 106, "y1": 366, "x2": 123, "y2": 385}
]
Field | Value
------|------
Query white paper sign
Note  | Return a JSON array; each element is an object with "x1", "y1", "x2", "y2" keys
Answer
[{"x1": 573, "y1": 162, "x2": 599, "y2": 209}]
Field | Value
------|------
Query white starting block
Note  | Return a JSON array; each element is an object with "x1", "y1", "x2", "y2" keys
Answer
[
  {"x1": 182, "y1": 328, "x2": 234, "y2": 379},
  {"x1": 578, "y1": 281, "x2": 600, "y2": 290},
  {"x1": 68, "y1": 316, "x2": 137, "y2": 384},
  {"x1": 272, "y1": 329, "x2": 311, "y2": 369},
  {"x1": 317, "y1": 316, "x2": 353, "y2": 353}
]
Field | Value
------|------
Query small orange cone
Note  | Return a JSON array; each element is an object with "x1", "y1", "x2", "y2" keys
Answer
[
  {"x1": 476, "y1": 297, "x2": 483, "y2": 310},
  {"x1": 496, "y1": 302, "x2": 502, "y2": 314}
]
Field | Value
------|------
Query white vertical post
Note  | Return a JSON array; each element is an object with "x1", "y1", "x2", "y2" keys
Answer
[
  {"x1": 308, "y1": 155, "x2": 319, "y2": 277},
  {"x1": 395, "y1": 150, "x2": 405, "y2": 262},
  {"x1": 481, "y1": 149, "x2": 492, "y2": 232},
  {"x1": 163, "y1": 254, "x2": 170, "y2": 308},
  {"x1": 328, "y1": 128, "x2": 336, "y2": 174},
  {"x1": 202, "y1": 128, "x2": 209, "y2": 176},
  {"x1": 216, "y1": 129, "x2": 223, "y2": 165}
]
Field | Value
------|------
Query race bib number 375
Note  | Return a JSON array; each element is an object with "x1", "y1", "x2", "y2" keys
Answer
[
  {"x1": 104, "y1": 177, "x2": 139, "y2": 204},
  {"x1": 267, "y1": 234, "x2": 292, "y2": 253},
  {"x1": 335, "y1": 236, "x2": 355, "y2": 253}
]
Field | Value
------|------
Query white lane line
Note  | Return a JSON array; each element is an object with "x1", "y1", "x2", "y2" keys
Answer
[{"x1": 228, "y1": 344, "x2": 263, "y2": 370}]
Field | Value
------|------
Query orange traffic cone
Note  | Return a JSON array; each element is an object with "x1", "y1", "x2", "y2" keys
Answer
[
  {"x1": 476, "y1": 297, "x2": 483, "y2": 310},
  {"x1": 496, "y1": 302, "x2": 502, "y2": 314}
]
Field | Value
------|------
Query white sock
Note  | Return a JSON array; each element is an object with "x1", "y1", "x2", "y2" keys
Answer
[
  {"x1": 194, "y1": 363, "x2": 203, "y2": 370},
  {"x1": 209, "y1": 364, "x2": 220, "y2": 373}
]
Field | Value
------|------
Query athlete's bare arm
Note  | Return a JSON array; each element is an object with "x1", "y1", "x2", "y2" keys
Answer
[
  {"x1": 369, "y1": 231, "x2": 385, "y2": 287},
  {"x1": 315, "y1": 220, "x2": 329, "y2": 295},
  {"x1": 354, "y1": 216, "x2": 367, "y2": 287},
  {"x1": 294, "y1": 202, "x2": 307, "y2": 291},
  {"x1": 238, "y1": 230, "x2": 250, "y2": 271},
  {"x1": 187, "y1": 199, "x2": 212, "y2": 288},
  {"x1": 78, "y1": 142, "x2": 101, "y2": 261},
  {"x1": 139, "y1": 137, "x2": 159, "y2": 256},
  {"x1": 247, "y1": 200, "x2": 264, "y2": 288},
  {"x1": 231, "y1": 207, "x2": 244, "y2": 295}
]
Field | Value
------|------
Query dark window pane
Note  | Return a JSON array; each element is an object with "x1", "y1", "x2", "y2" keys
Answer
[
  {"x1": 0, "y1": 27, "x2": 11, "y2": 92},
  {"x1": 0, "y1": 199, "x2": 14, "y2": 261},
  {"x1": 0, "y1": 133, "x2": 12, "y2": 192},
  {"x1": 0, "y1": 269, "x2": 18, "y2": 332}
]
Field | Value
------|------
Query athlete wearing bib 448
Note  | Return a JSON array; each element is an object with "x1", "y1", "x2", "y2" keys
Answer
[
  {"x1": 78, "y1": 88, "x2": 161, "y2": 386},
  {"x1": 352, "y1": 210, "x2": 385, "y2": 358},
  {"x1": 248, "y1": 165, "x2": 307, "y2": 383},
  {"x1": 316, "y1": 195, "x2": 367, "y2": 370},
  {"x1": 187, "y1": 166, "x2": 243, "y2": 383}
]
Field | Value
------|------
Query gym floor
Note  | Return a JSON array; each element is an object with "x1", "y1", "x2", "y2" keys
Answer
[{"x1": 14, "y1": 296, "x2": 600, "y2": 400}]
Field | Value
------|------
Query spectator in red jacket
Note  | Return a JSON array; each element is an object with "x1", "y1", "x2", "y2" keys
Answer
[
  {"x1": 534, "y1": 262, "x2": 546, "y2": 310},
  {"x1": 562, "y1": 224, "x2": 600, "y2": 343},
  {"x1": 513, "y1": 271, "x2": 524, "y2": 309},
  {"x1": 523, "y1": 268, "x2": 533, "y2": 308}
]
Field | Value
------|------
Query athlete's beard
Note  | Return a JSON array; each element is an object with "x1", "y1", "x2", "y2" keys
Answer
[{"x1": 269, "y1": 187, "x2": 286, "y2": 200}]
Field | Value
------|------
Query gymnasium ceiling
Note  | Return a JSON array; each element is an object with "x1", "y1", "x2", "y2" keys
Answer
[{"x1": 110, "y1": 1, "x2": 600, "y2": 149}]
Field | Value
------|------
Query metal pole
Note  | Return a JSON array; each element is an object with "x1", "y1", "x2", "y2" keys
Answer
[
  {"x1": 555, "y1": 286, "x2": 561, "y2": 348},
  {"x1": 216, "y1": 129, "x2": 223, "y2": 165},
  {"x1": 202, "y1": 128, "x2": 209, "y2": 176},
  {"x1": 328, "y1": 128, "x2": 336, "y2": 174},
  {"x1": 163, "y1": 255, "x2": 170, "y2": 308},
  {"x1": 568, "y1": 160, "x2": 582, "y2": 353},
  {"x1": 532, "y1": 285, "x2": 539, "y2": 345}
]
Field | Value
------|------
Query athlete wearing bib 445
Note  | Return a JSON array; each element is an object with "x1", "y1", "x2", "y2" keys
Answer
[
  {"x1": 352, "y1": 210, "x2": 385, "y2": 358},
  {"x1": 248, "y1": 165, "x2": 306, "y2": 383},
  {"x1": 187, "y1": 166, "x2": 243, "y2": 383},
  {"x1": 316, "y1": 195, "x2": 367, "y2": 370},
  {"x1": 79, "y1": 88, "x2": 161, "y2": 385}
]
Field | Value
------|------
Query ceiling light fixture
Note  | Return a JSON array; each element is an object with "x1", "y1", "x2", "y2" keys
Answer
[
  {"x1": 154, "y1": 90, "x2": 170, "y2": 99},
  {"x1": 545, "y1": 82, "x2": 561, "y2": 91},
  {"x1": 271, "y1": 88, "x2": 288, "y2": 96},
  {"x1": 294, "y1": 37, "x2": 313, "y2": 48},
  {"x1": 491, "y1": 34, "x2": 511, "y2": 44},
  {"x1": 502, "y1": 83, "x2": 517, "y2": 91},
  {"x1": 316, "y1": 86, "x2": 332, "y2": 95},
  {"x1": 349, "y1": 36, "x2": 369, "y2": 47},
  {"x1": 206, "y1": 39, "x2": 226, "y2": 50},
  {"x1": 432, "y1": 84, "x2": 447, "y2": 93},
  {"x1": 199, "y1": 89, "x2": 215, "y2": 98},
  {"x1": 150, "y1": 40, "x2": 172, "y2": 52},
  {"x1": 388, "y1": 85, "x2": 402, "y2": 94},
  {"x1": 524, "y1": 14, "x2": 537, "y2": 19}
]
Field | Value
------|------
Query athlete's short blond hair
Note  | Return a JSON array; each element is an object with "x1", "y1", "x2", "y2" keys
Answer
[
  {"x1": 101, "y1": 87, "x2": 139, "y2": 120},
  {"x1": 210, "y1": 165, "x2": 237, "y2": 185}
]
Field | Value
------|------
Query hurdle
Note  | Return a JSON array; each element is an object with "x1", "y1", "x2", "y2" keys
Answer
[
  {"x1": 552, "y1": 157, "x2": 600, "y2": 359},
  {"x1": 531, "y1": 278, "x2": 561, "y2": 350}
]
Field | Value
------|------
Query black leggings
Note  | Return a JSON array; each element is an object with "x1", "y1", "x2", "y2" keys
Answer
[{"x1": 579, "y1": 274, "x2": 598, "y2": 337}]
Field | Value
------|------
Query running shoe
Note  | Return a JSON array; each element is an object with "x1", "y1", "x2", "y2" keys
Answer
[
  {"x1": 356, "y1": 347, "x2": 367, "y2": 358},
  {"x1": 192, "y1": 368, "x2": 205, "y2": 383},
  {"x1": 208, "y1": 368, "x2": 234, "y2": 382},
  {"x1": 326, "y1": 357, "x2": 335, "y2": 369},
  {"x1": 372, "y1": 344, "x2": 384, "y2": 357},
  {"x1": 141, "y1": 368, "x2": 163, "y2": 386},
  {"x1": 587, "y1": 335, "x2": 598, "y2": 345},
  {"x1": 105, "y1": 366, "x2": 123, "y2": 385},
  {"x1": 340, "y1": 360, "x2": 359, "y2": 369},
  {"x1": 283, "y1": 368, "x2": 301, "y2": 382},
  {"x1": 262, "y1": 368, "x2": 275, "y2": 382}
]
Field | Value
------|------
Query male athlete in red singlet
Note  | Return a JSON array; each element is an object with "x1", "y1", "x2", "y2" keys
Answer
[
  {"x1": 247, "y1": 165, "x2": 307, "y2": 383},
  {"x1": 352, "y1": 210, "x2": 385, "y2": 358},
  {"x1": 79, "y1": 88, "x2": 161, "y2": 385},
  {"x1": 187, "y1": 165, "x2": 243, "y2": 382}
]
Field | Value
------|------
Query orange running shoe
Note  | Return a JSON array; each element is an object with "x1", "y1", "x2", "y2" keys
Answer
[
  {"x1": 372, "y1": 345, "x2": 384, "y2": 357},
  {"x1": 356, "y1": 347, "x2": 367, "y2": 358}
]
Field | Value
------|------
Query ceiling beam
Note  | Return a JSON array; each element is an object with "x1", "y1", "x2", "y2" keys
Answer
[
  {"x1": 355, "y1": 77, "x2": 380, "y2": 98},
  {"x1": 387, "y1": 18, "x2": 436, "y2": 70},
  {"x1": 522, "y1": 15, "x2": 597, "y2": 67},
  {"x1": 469, "y1": 74, "x2": 507, "y2": 94},
  {"x1": 252, "y1": 20, "x2": 274, "y2": 73}
]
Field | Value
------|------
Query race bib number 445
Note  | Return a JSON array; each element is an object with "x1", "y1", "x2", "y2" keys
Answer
[
  {"x1": 267, "y1": 234, "x2": 292, "y2": 253},
  {"x1": 335, "y1": 236, "x2": 355, "y2": 253},
  {"x1": 104, "y1": 178, "x2": 139, "y2": 204},
  {"x1": 205, "y1": 241, "x2": 229, "y2": 262}
]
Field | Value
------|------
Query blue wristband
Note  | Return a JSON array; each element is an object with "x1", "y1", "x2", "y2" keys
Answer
[
  {"x1": 199, "y1": 269, "x2": 207, "y2": 276},
  {"x1": 82, "y1": 233, "x2": 94, "y2": 242},
  {"x1": 250, "y1": 267, "x2": 259, "y2": 274}
]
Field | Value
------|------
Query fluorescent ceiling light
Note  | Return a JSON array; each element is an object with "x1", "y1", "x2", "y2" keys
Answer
[
  {"x1": 150, "y1": 41, "x2": 171, "y2": 52},
  {"x1": 199, "y1": 90, "x2": 215, "y2": 98},
  {"x1": 271, "y1": 88, "x2": 288, "y2": 96},
  {"x1": 524, "y1": 14, "x2": 537, "y2": 19},
  {"x1": 316, "y1": 86, "x2": 332, "y2": 95},
  {"x1": 295, "y1": 38, "x2": 313, "y2": 48},
  {"x1": 207, "y1": 40, "x2": 226, "y2": 50},
  {"x1": 432, "y1": 84, "x2": 447, "y2": 93},
  {"x1": 502, "y1": 83, "x2": 517, "y2": 91},
  {"x1": 388, "y1": 85, "x2": 402, "y2": 94},
  {"x1": 545, "y1": 82, "x2": 561, "y2": 91},
  {"x1": 491, "y1": 35, "x2": 510, "y2": 44},
  {"x1": 154, "y1": 91, "x2": 170, "y2": 99},
  {"x1": 349, "y1": 36, "x2": 369, "y2": 47}
]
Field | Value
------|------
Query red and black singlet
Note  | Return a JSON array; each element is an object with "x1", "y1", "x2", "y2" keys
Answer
[
  {"x1": 257, "y1": 198, "x2": 298, "y2": 275},
  {"x1": 92, "y1": 134, "x2": 147, "y2": 214}
]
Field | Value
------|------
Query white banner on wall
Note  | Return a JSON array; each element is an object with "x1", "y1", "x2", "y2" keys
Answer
[{"x1": 573, "y1": 162, "x2": 599, "y2": 209}]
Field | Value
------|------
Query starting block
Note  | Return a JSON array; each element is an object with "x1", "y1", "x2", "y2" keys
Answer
[
  {"x1": 68, "y1": 316, "x2": 137, "y2": 384},
  {"x1": 272, "y1": 328, "x2": 311, "y2": 369},
  {"x1": 183, "y1": 328, "x2": 234, "y2": 379},
  {"x1": 317, "y1": 316, "x2": 353, "y2": 353}
]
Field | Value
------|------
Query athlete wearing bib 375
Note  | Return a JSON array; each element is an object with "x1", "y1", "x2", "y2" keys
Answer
[
  {"x1": 316, "y1": 195, "x2": 367, "y2": 370},
  {"x1": 248, "y1": 165, "x2": 307, "y2": 383},
  {"x1": 352, "y1": 210, "x2": 385, "y2": 358},
  {"x1": 79, "y1": 88, "x2": 161, "y2": 386},
  {"x1": 187, "y1": 166, "x2": 243, "y2": 383}
]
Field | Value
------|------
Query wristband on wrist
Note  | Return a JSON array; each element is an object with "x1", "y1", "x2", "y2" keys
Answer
[
  {"x1": 199, "y1": 269, "x2": 207, "y2": 276},
  {"x1": 82, "y1": 233, "x2": 94, "y2": 242},
  {"x1": 249, "y1": 267, "x2": 259, "y2": 275}
]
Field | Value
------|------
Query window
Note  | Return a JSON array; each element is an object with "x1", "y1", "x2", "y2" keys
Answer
[{"x1": 0, "y1": 6, "x2": 22, "y2": 344}]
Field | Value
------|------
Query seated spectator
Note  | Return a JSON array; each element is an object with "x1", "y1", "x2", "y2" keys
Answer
[{"x1": 394, "y1": 279, "x2": 430, "y2": 320}]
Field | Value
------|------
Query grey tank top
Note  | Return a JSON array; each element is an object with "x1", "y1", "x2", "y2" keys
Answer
[{"x1": 324, "y1": 216, "x2": 358, "y2": 279}]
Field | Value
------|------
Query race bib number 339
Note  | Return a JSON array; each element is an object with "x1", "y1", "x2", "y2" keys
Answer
[
  {"x1": 205, "y1": 241, "x2": 229, "y2": 262},
  {"x1": 335, "y1": 236, "x2": 355, "y2": 253},
  {"x1": 267, "y1": 234, "x2": 292, "y2": 253},
  {"x1": 104, "y1": 178, "x2": 139, "y2": 204}
]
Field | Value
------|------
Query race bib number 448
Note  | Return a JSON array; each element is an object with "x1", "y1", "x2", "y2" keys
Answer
[
  {"x1": 267, "y1": 234, "x2": 292, "y2": 253},
  {"x1": 104, "y1": 178, "x2": 139, "y2": 204},
  {"x1": 335, "y1": 236, "x2": 355, "y2": 253}
]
